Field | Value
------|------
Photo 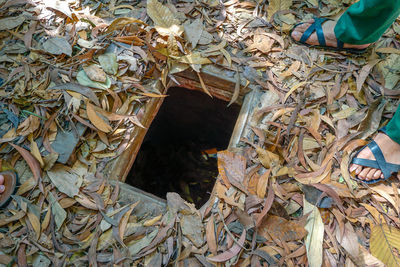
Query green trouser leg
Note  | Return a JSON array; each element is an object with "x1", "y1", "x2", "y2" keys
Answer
[
  {"x1": 385, "y1": 106, "x2": 400, "y2": 145},
  {"x1": 334, "y1": 0, "x2": 400, "y2": 45}
]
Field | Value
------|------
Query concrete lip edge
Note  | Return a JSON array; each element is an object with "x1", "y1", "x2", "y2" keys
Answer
[{"x1": 111, "y1": 88, "x2": 259, "y2": 213}]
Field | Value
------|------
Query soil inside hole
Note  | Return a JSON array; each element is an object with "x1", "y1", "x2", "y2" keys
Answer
[{"x1": 126, "y1": 87, "x2": 241, "y2": 208}]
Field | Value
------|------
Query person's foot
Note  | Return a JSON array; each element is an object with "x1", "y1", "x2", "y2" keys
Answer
[
  {"x1": 349, "y1": 133, "x2": 400, "y2": 182},
  {"x1": 291, "y1": 19, "x2": 371, "y2": 50},
  {"x1": 0, "y1": 175, "x2": 4, "y2": 194}
]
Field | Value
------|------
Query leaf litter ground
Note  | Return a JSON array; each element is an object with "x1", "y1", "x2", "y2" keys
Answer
[{"x1": 0, "y1": 0, "x2": 400, "y2": 266}]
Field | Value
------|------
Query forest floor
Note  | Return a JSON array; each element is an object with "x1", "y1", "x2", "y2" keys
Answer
[{"x1": 1, "y1": 0, "x2": 400, "y2": 266}]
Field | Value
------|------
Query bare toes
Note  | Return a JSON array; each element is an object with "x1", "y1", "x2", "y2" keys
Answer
[
  {"x1": 349, "y1": 164, "x2": 358, "y2": 173},
  {"x1": 291, "y1": 31, "x2": 302, "y2": 41},
  {"x1": 291, "y1": 21, "x2": 314, "y2": 37},
  {"x1": 355, "y1": 166, "x2": 363, "y2": 175},
  {"x1": 366, "y1": 169, "x2": 377, "y2": 180},
  {"x1": 359, "y1": 168, "x2": 371, "y2": 180},
  {"x1": 0, "y1": 175, "x2": 3, "y2": 185},
  {"x1": 373, "y1": 170, "x2": 382, "y2": 179}
]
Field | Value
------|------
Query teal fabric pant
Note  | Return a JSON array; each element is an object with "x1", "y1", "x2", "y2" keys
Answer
[
  {"x1": 386, "y1": 108, "x2": 400, "y2": 144},
  {"x1": 334, "y1": 0, "x2": 400, "y2": 144},
  {"x1": 334, "y1": 0, "x2": 400, "y2": 45}
]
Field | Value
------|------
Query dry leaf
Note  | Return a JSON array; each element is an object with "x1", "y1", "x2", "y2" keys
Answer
[
  {"x1": 267, "y1": 0, "x2": 293, "y2": 20},
  {"x1": 106, "y1": 17, "x2": 146, "y2": 33},
  {"x1": 181, "y1": 214, "x2": 204, "y2": 248},
  {"x1": 256, "y1": 147, "x2": 280, "y2": 169},
  {"x1": 77, "y1": 69, "x2": 111, "y2": 90},
  {"x1": 143, "y1": 214, "x2": 162, "y2": 227},
  {"x1": 83, "y1": 65, "x2": 107, "y2": 83},
  {"x1": 184, "y1": 18, "x2": 203, "y2": 48},
  {"x1": 356, "y1": 59, "x2": 380, "y2": 92},
  {"x1": 99, "y1": 53, "x2": 118, "y2": 75},
  {"x1": 208, "y1": 230, "x2": 246, "y2": 262},
  {"x1": 370, "y1": 224, "x2": 400, "y2": 267},
  {"x1": 17, "y1": 115, "x2": 40, "y2": 137},
  {"x1": 284, "y1": 81, "x2": 307, "y2": 102},
  {"x1": 258, "y1": 215, "x2": 307, "y2": 242},
  {"x1": 86, "y1": 102, "x2": 113, "y2": 133},
  {"x1": 304, "y1": 197, "x2": 324, "y2": 267},
  {"x1": 42, "y1": 37, "x2": 72, "y2": 56},
  {"x1": 47, "y1": 191, "x2": 67, "y2": 231},
  {"x1": 29, "y1": 134, "x2": 44, "y2": 167},
  {"x1": 10, "y1": 143, "x2": 42, "y2": 181},
  {"x1": 177, "y1": 53, "x2": 211, "y2": 65},
  {"x1": 147, "y1": 0, "x2": 183, "y2": 36},
  {"x1": 206, "y1": 216, "x2": 217, "y2": 255},
  {"x1": 47, "y1": 165, "x2": 81, "y2": 197}
]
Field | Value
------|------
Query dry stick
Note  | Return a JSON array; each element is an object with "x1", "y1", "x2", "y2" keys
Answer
[
  {"x1": 50, "y1": 213, "x2": 67, "y2": 254},
  {"x1": 286, "y1": 94, "x2": 304, "y2": 137},
  {"x1": 215, "y1": 201, "x2": 248, "y2": 251},
  {"x1": 17, "y1": 243, "x2": 28, "y2": 267},
  {"x1": 27, "y1": 239, "x2": 53, "y2": 254},
  {"x1": 297, "y1": 129, "x2": 308, "y2": 170}
]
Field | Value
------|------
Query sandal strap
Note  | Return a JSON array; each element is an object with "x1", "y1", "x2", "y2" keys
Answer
[
  {"x1": 351, "y1": 158, "x2": 380, "y2": 169},
  {"x1": 314, "y1": 17, "x2": 328, "y2": 47},
  {"x1": 337, "y1": 39, "x2": 344, "y2": 49},
  {"x1": 299, "y1": 17, "x2": 329, "y2": 47},
  {"x1": 386, "y1": 162, "x2": 400, "y2": 173}
]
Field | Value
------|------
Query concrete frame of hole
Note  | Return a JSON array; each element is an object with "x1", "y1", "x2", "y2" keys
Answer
[{"x1": 102, "y1": 64, "x2": 263, "y2": 205}]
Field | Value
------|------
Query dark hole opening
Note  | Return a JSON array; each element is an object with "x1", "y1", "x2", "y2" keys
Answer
[{"x1": 126, "y1": 87, "x2": 241, "y2": 208}]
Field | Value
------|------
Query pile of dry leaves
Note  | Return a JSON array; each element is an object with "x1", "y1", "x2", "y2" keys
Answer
[{"x1": 1, "y1": 0, "x2": 400, "y2": 266}]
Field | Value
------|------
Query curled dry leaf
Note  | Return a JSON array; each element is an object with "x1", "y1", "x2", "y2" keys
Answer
[
  {"x1": 83, "y1": 65, "x2": 107, "y2": 83},
  {"x1": 208, "y1": 229, "x2": 246, "y2": 262},
  {"x1": 77, "y1": 70, "x2": 111, "y2": 90},
  {"x1": 17, "y1": 115, "x2": 40, "y2": 137},
  {"x1": 86, "y1": 102, "x2": 113, "y2": 133},
  {"x1": 106, "y1": 17, "x2": 147, "y2": 33},
  {"x1": 10, "y1": 143, "x2": 42, "y2": 181}
]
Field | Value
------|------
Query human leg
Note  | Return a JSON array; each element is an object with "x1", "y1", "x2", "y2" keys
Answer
[
  {"x1": 385, "y1": 105, "x2": 400, "y2": 145},
  {"x1": 350, "y1": 106, "x2": 400, "y2": 182},
  {"x1": 291, "y1": 0, "x2": 400, "y2": 49},
  {"x1": 335, "y1": 0, "x2": 400, "y2": 45}
]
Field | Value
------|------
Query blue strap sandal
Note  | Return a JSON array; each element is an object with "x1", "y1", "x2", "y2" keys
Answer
[
  {"x1": 290, "y1": 17, "x2": 367, "y2": 55},
  {"x1": 350, "y1": 130, "x2": 400, "y2": 184}
]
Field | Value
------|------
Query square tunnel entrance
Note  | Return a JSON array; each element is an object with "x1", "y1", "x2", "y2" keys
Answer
[{"x1": 126, "y1": 87, "x2": 241, "y2": 208}]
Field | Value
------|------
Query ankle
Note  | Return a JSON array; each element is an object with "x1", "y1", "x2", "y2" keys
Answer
[{"x1": 376, "y1": 133, "x2": 400, "y2": 152}]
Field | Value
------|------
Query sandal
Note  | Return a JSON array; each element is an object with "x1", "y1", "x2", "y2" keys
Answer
[
  {"x1": 0, "y1": 171, "x2": 18, "y2": 208},
  {"x1": 290, "y1": 17, "x2": 367, "y2": 55},
  {"x1": 350, "y1": 131, "x2": 400, "y2": 184}
]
